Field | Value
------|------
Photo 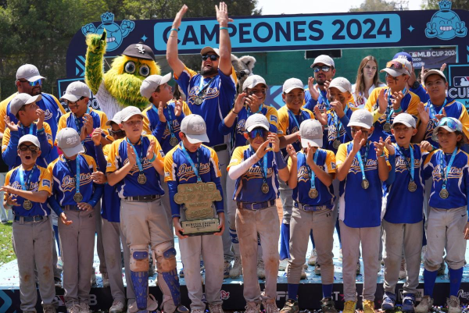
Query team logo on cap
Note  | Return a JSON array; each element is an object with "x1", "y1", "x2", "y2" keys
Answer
[
  {"x1": 193, "y1": 123, "x2": 205, "y2": 132},
  {"x1": 136, "y1": 44, "x2": 145, "y2": 54},
  {"x1": 66, "y1": 136, "x2": 79, "y2": 146},
  {"x1": 305, "y1": 128, "x2": 320, "y2": 137}
]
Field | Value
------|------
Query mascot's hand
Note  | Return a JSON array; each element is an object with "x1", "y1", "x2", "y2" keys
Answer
[{"x1": 86, "y1": 29, "x2": 107, "y2": 55}]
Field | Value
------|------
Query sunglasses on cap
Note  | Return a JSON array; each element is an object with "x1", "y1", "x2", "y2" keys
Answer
[
  {"x1": 202, "y1": 54, "x2": 219, "y2": 61},
  {"x1": 437, "y1": 117, "x2": 462, "y2": 132},
  {"x1": 313, "y1": 66, "x2": 331, "y2": 73},
  {"x1": 19, "y1": 145, "x2": 38, "y2": 152},
  {"x1": 248, "y1": 128, "x2": 268, "y2": 139},
  {"x1": 19, "y1": 79, "x2": 42, "y2": 87},
  {"x1": 385, "y1": 61, "x2": 409, "y2": 71}
]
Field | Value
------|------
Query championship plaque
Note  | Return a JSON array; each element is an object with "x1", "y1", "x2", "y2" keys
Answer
[{"x1": 174, "y1": 182, "x2": 223, "y2": 236}]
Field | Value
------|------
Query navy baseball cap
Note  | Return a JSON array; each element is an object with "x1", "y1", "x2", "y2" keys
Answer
[{"x1": 393, "y1": 52, "x2": 413, "y2": 63}]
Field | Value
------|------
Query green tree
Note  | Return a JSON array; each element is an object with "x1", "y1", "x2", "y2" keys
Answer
[
  {"x1": 422, "y1": 0, "x2": 469, "y2": 10},
  {"x1": 349, "y1": 0, "x2": 400, "y2": 12}
]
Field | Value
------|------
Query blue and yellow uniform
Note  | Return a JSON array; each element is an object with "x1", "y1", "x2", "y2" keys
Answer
[
  {"x1": 324, "y1": 104, "x2": 353, "y2": 153},
  {"x1": 277, "y1": 106, "x2": 315, "y2": 154},
  {"x1": 304, "y1": 87, "x2": 328, "y2": 111},
  {"x1": 101, "y1": 145, "x2": 120, "y2": 222}
]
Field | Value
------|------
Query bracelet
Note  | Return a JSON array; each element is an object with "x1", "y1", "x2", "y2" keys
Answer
[
  {"x1": 37, "y1": 128, "x2": 45, "y2": 132},
  {"x1": 379, "y1": 152, "x2": 386, "y2": 158},
  {"x1": 231, "y1": 108, "x2": 238, "y2": 115},
  {"x1": 170, "y1": 28, "x2": 179, "y2": 32},
  {"x1": 394, "y1": 107, "x2": 403, "y2": 114},
  {"x1": 220, "y1": 26, "x2": 229, "y2": 31},
  {"x1": 149, "y1": 153, "x2": 156, "y2": 163}
]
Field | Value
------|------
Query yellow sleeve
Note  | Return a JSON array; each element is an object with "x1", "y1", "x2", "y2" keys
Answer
[
  {"x1": 56, "y1": 115, "x2": 68, "y2": 145},
  {"x1": 106, "y1": 141, "x2": 119, "y2": 173},
  {"x1": 287, "y1": 156, "x2": 292, "y2": 170},
  {"x1": 2, "y1": 128, "x2": 11, "y2": 153},
  {"x1": 43, "y1": 122, "x2": 53, "y2": 148},
  {"x1": 325, "y1": 150, "x2": 337, "y2": 173},
  {"x1": 406, "y1": 93, "x2": 420, "y2": 117},
  {"x1": 384, "y1": 147, "x2": 391, "y2": 170},
  {"x1": 336, "y1": 143, "x2": 347, "y2": 166},
  {"x1": 83, "y1": 154, "x2": 98, "y2": 172},
  {"x1": 459, "y1": 106, "x2": 469, "y2": 140},
  {"x1": 0, "y1": 93, "x2": 17, "y2": 133},
  {"x1": 365, "y1": 88, "x2": 380, "y2": 113},
  {"x1": 210, "y1": 147, "x2": 222, "y2": 177},
  {"x1": 266, "y1": 107, "x2": 279, "y2": 131},
  {"x1": 38, "y1": 167, "x2": 53, "y2": 195},
  {"x1": 174, "y1": 66, "x2": 198, "y2": 80},
  {"x1": 4, "y1": 170, "x2": 12, "y2": 202},
  {"x1": 227, "y1": 147, "x2": 245, "y2": 171},
  {"x1": 164, "y1": 148, "x2": 177, "y2": 182},
  {"x1": 51, "y1": 94, "x2": 66, "y2": 114},
  {"x1": 303, "y1": 108, "x2": 316, "y2": 120},
  {"x1": 142, "y1": 107, "x2": 151, "y2": 135},
  {"x1": 98, "y1": 111, "x2": 111, "y2": 139},
  {"x1": 182, "y1": 100, "x2": 192, "y2": 116},
  {"x1": 277, "y1": 108, "x2": 289, "y2": 137}
]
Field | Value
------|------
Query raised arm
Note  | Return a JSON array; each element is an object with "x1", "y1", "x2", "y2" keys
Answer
[
  {"x1": 166, "y1": 5, "x2": 188, "y2": 78},
  {"x1": 216, "y1": 2, "x2": 233, "y2": 76}
]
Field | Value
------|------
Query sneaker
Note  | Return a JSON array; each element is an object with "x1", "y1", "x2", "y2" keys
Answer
[
  {"x1": 437, "y1": 262, "x2": 446, "y2": 276},
  {"x1": 109, "y1": 300, "x2": 125, "y2": 313},
  {"x1": 190, "y1": 310, "x2": 205, "y2": 313},
  {"x1": 415, "y1": 295, "x2": 433, "y2": 313},
  {"x1": 229, "y1": 256, "x2": 242, "y2": 278},
  {"x1": 262, "y1": 299, "x2": 278, "y2": 313},
  {"x1": 356, "y1": 262, "x2": 361, "y2": 275},
  {"x1": 402, "y1": 294, "x2": 416, "y2": 313},
  {"x1": 223, "y1": 260, "x2": 232, "y2": 279},
  {"x1": 314, "y1": 264, "x2": 321, "y2": 276},
  {"x1": 176, "y1": 305, "x2": 189, "y2": 313},
  {"x1": 79, "y1": 303, "x2": 91, "y2": 313},
  {"x1": 43, "y1": 304, "x2": 57, "y2": 313},
  {"x1": 280, "y1": 299, "x2": 299, "y2": 313},
  {"x1": 147, "y1": 294, "x2": 158, "y2": 311},
  {"x1": 308, "y1": 249, "x2": 317, "y2": 266},
  {"x1": 257, "y1": 259, "x2": 266, "y2": 280},
  {"x1": 321, "y1": 297, "x2": 337, "y2": 313},
  {"x1": 363, "y1": 300, "x2": 375, "y2": 313},
  {"x1": 447, "y1": 295, "x2": 461, "y2": 313},
  {"x1": 279, "y1": 259, "x2": 289, "y2": 271},
  {"x1": 343, "y1": 301, "x2": 356, "y2": 313},
  {"x1": 66, "y1": 304, "x2": 81, "y2": 313},
  {"x1": 398, "y1": 258, "x2": 406, "y2": 280},
  {"x1": 54, "y1": 277, "x2": 62, "y2": 288},
  {"x1": 300, "y1": 267, "x2": 307, "y2": 280},
  {"x1": 245, "y1": 301, "x2": 261, "y2": 313},
  {"x1": 209, "y1": 303, "x2": 224, "y2": 313},
  {"x1": 382, "y1": 292, "x2": 396, "y2": 311}
]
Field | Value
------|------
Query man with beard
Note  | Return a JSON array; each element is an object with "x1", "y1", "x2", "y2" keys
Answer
[
  {"x1": 304, "y1": 55, "x2": 337, "y2": 112},
  {"x1": 167, "y1": 2, "x2": 238, "y2": 276}
]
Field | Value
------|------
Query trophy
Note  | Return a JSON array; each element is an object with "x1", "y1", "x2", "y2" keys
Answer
[{"x1": 174, "y1": 182, "x2": 223, "y2": 236}]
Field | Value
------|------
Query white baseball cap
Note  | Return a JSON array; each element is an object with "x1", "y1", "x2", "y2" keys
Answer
[
  {"x1": 282, "y1": 78, "x2": 304, "y2": 94},
  {"x1": 245, "y1": 114, "x2": 270, "y2": 132},
  {"x1": 242, "y1": 75, "x2": 267, "y2": 91},
  {"x1": 10, "y1": 93, "x2": 42, "y2": 116},
  {"x1": 381, "y1": 58, "x2": 411, "y2": 77},
  {"x1": 180, "y1": 114, "x2": 209, "y2": 144},
  {"x1": 299, "y1": 119, "x2": 323, "y2": 148},
  {"x1": 61, "y1": 81, "x2": 91, "y2": 102},
  {"x1": 200, "y1": 47, "x2": 220, "y2": 56},
  {"x1": 16, "y1": 64, "x2": 45, "y2": 82},
  {"x1": 392, "y1": 113, "x2": 416, "y2": 128},
  {"x1": 329, "y1": 77, "x2": 352, "y2": 93},
  {"x1": 140, "y1": 73, "x2": 172, "y2": 99},
  {"x1": 423, "y1": 69, "x2": 447, "y2": 84},
  {"x1": 348, "y1": 109, "x2": 373, "y2": 129},
  {"x1": 18, "y1": 135, "x2": 40, "y2": 148},
  {"x1": 120, "y1": 106, "x2": 144, "y2": 122},
  {"x1": 106, "y1": 111, "x2": 123, "y2": 126},
  {"x1": 311, "y1": 55, "x2": 335, "y2": 68},
  {"x1": 56, "y1": 128, "x2": 85, "y2": 157}
]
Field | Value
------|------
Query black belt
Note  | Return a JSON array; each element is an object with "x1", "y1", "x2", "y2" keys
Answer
[
  {"x1": 64, "y1": 205, "x2": 80, "y2": 211},
  {"x1": 14, "y1": 215, "x2": 47, "y2": 223},
  {"x1": 212, "y1": 144, "x2": 227, "y2": 152},
  {"x1": 125, "y1": 195, "x2": 161, "y2": 202},
  {"x1": 237, "y1": 199, "x2": 276, "y2": 211}
]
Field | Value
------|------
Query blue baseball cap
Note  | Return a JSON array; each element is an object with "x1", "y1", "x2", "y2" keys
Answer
[{"x1": 393, "y1": 52, "x2": 413, "y2": 63}]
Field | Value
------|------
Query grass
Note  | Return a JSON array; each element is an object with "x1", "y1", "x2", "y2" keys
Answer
[{"x1": 0, "y1": 221, "x2": 15, "y2": 266}]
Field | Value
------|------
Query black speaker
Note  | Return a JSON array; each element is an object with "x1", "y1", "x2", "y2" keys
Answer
[{"x1": 305, "y1": 50, "x2": 342, "y2": 59}]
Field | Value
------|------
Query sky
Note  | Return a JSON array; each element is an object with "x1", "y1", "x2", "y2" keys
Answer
[{"x1": 255, "y1": 0, "x2": 424, "y2": 15}]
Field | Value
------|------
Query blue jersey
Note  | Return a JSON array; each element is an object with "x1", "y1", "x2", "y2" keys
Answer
[
  {"x1": 324, "y1": 105, "x2": 353, "y2": 153},
  {"x1": 175, "y1": 66, "x2": 237, "y2": 146},
  {"x1": 277, "y1": 106, "x2": 315, "y2": 156},
  {"x1": 304, "y1": 86, "x2": 329, "y2": 111}
]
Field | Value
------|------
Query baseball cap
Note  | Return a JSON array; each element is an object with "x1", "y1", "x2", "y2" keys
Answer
[
  {"x1": 311, "y1": 55, "x2": 335, "y2": 68},
  {"x1": 348, "y1": 109, "x2": 373, "y2": 129},
  {"x1": 200, "y1": 47, "x2": 220, "y2": 56},
  {"x1": 392, "y1": 113, "x2": 416, "y2": 128},
  {"x1": 393, "y1": 52, "x2": 413, "y2": 63},
  {"x1": 242, "y1": 75, "x2": 267, "y2": 91},
  {"x1": 283, "y1": 78, "x2": 304, "y2": 94},
  {"x1": 60, "y1": 81, "x2": 91, "y2": 102},
  {"x1": 180, "y1": 114, "x2": 209, "y2": 144},
  {"x1": 18, "y1": 135, "x2": 40, "y2": 148},
  {"x1": 56, "y1": 128, "x2": 85, "y2": 156},
  {"x1": 122, "y1": 43, "x2": 156, "y2": 61},
  {"x1": 120, "y1": 106, "x2": 144, "y2": 122},
  {"x1": 433, "y1": 117, "x2": 463, "y2": 138},
  {"x1": 423, "y1": 69, "x2": 447, "y2": 84},
  {"x1": 16, "y1": 64, "x2": 45, "y2": 82},
  {"x1": 299, "y1": 119, "x2": 323, "y2": 148},
  {"x1": 380, "y1": 58, "x2": 411, "y2": 77},
  {"x1": 245, "y1": 114, "x2": 270, "y2": 132},
  {"x1": 106, "y1": 111, "x2": 123, "y2": 126},
  {"x1": 329, "y1": 77, "x2": 352, "y2": 93},
  {"x1": 140, "y1": 73, "x2": 172, "y2": 99},
  {"x1": 10, "y1": 93, "x2": 42, "y2": 116}
]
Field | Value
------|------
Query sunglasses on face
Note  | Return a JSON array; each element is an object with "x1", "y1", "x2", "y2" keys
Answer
[
  {"x1": 19, "y1": 145, "x2": 38, "y2": 152},
  {"x1": 313, "y1": 66, "x2": 331, "y2": 73},
  {"x1": 109, "y1": 129, "x2": 125, "y2": 137},
  {"x1": 19, "y1": 79, "x2": 42, "y2": 87},
  {"x1": 249, "y1": 128, "x2": 268, "y2": 139},
  {"x1": 202, "y1": 54, "x2": 219, "y2": 61}
]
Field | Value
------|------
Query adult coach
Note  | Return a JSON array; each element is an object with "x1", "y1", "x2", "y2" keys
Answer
[
  {"x1": 304, "y1": 55, "x2": 336, "y2": 112},
  {"x1": 167, "y1": 2, "x2": 238, "y2": 274}
]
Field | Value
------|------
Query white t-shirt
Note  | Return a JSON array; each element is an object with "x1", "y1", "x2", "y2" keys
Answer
[{"x1": 351, "y1": 83, "x2": 386, "y2": 109}]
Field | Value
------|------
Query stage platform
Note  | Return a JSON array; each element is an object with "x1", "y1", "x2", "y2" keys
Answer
[{"x1": 1, "y1": 232, "x2": 469, "y2": 312}]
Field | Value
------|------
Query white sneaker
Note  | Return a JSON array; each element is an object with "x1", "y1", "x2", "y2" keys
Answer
[
  {"x1": 209, "y1": 303, "x2": 224, "y2": 313},
  {"x1": 66, "y1": 304, "x2": 81, "y2": 313},
  {"x1": 229, "y1": 256, "x2": 242, "y2": 278},
  {"x1": 147, "y1": 294, "x2": 158, "y2": 311},
  {"x1": 279, "y1": 259, "x2": 289, "y2": 271},
  {"x1": 257, "y1": 259, "x2": 266, "y2": 279},
  {"x1": 262, "y1": 300, "x2": 279, "y2": 313},
  {"x1": 308, "y1": 249, "x2": 317, "y2": 266},
  {"x1": 79, "y1": 303, "x2": 91, "y2": 313},
  {"x1": 447, "y1": 295, "x2": 461, "y2": 313},
  {"x1": 415, "y1": 295, "x2": 433, "y2": 313},
  {"x1": 109, "y1": 300, "x2": 125, "y2": 313},
  {"x1": 245, "y1": 302, "x2": 261, "y2": 313},
  {"x1": 43, "y1": 304, "x2": 56, "y2": 313}
]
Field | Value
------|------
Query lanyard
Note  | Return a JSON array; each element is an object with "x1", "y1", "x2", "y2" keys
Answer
[
  {"x1": 152, "y1": 104, "x2": 176, "y2": 140},
  {"x1": 63, "y1": 156, "x2": 81, "y2": 196},
  {"x1": 19, "y1": 123, "x2": 34, "y2": 136},
  {"x1": 332, "y1": 106, "x2": 349, "y2": 140},
  {"x1": 18, "y1": 165, "x2": 36, "y2": 191},
  {"x1": 73, "y1": 107, "x2": 90, "y2": 133},
  {"x1": 355, "y1": 142, "x2": 370, "y2": 182},
  {"x1": 180, "y1": 142, "x2": 201, "y2": 182},
  {"x1": 428, "y1": 98, "x2": 448, "y2": 119},
  {"x1": 385, "y1": 88, "x2": 407, "y2": 125},
  {"x1": 250, "y1": 147, "x2": 268, "y2": 185},
  {"x1": 126, "y1": 137, "x2": 145, "y2": 174},
  {"x1": 287, "y1": 109, "x2": 302, "y2": 130},
  {"x1": 306, "y1": 151, "x2": 320, "y2": 190},
  {"x1": 247, "y1": 105, "x2": 263, "y2": 117},
  {"x1": 319, "y1": 89, "x2": 330, "y2": 110},
  {"x1": 197, "y1": 77, "x2": 215, "y2": 97},
  {"x1": 440, "y1": 148, "x2": 458, "y2": 190},
  {"x1": 395, "y1": 144, "x2": 415, "y2": 182}
]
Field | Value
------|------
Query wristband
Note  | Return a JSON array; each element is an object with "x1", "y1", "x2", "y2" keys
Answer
[
  {"x1": 394, "y1": 107, "x2": 403, "y2": 114},
  {"x1": 379, "y1": 152, "x2": 386, "y2": 158},
  {"x1": 220, "y1": 26, "x2": 229, "y2": 31},
  {"x1": 231, "y1": 108, "x2": 238, "y2": 115},
  {"x1": 149, "y1": 153, "x2": 156, "y2": 163},
  {"x1": 37, "y1": 127, "x2": 45, "y2": 133},
  {"x1": 170, "y1": 28, "x2": 179, "y2": 32}
]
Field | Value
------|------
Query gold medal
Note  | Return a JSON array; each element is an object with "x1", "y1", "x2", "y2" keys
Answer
[
  {"x1": 333, "y1": 139, "x2": 341, "y2": 149},
  {"x1": 439, "y1": 189, "x2": 449, "y2": 199},
  {"x1": 169, "y1": 137, "x2": 178, "y2": 147},
  {"x1": 383, "y1": 123, "x2": 392, "y2": 132},
  {"x1": 73, "y1": 193, "x2": 83, "y2": 203},
  {"x1": 23, "y1": 200, "x2": 33, "y2": 210},
  {"x1": 308, "y1": 188, "x2": 319, "y2": 199},
  {"x1": 261, "y1": 183, "x2": 269, "y2": 194},
  {"x1": 138, "y1": 173, "x2": 147, "y2": 185},
  {"x1": 408, "y1": 181, "x2": 417, "y2": 192},
  {"x1": 361, "y1": 179, "x2": 370, "y2": 190}
]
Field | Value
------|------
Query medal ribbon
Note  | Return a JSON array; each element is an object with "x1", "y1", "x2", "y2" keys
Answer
[
  {"x1": 307, "y1": 151, "x2": 320, "y2": 190},
  {"x1": 428, "y1": 98, "x2": 448, "y2": 119},
  {"x1": 287, "y1": 109, "x2": 303, "y2": 131},
  {"x1": 319, "y1": 89, "x2": 330, "y2": 110},
  {"x1": 247, "y1": 104, "x2": 263, "y2": 117},
  {"x1": 250, "y1": 147, "x2": 269, "y2": 187},
  {"x1": 395, "y1": 144, "x2": 415, "y2": 182},
  {"x1": 440, "y1": 148, "x2": 458, "y2": 191},
  {"x1": 63, "y1": 155, "x2": 81, "y2": 197},
  {"x1": 333, "y1": 106, "x2": 349, "y2": 141},
  {"x1": 19, "y1": 123, "x2": 34, "y2": 136},
  {"x1": 18, "y1": 165, "x2": 37, "y2": 191},
  {"x1": 180, "y1": 142, "x2": 202, "y2": 182},
  {"x1": 126, "y1": 137, "x2": 145, "y2": 175},
  {"x1": 385, "y1": 88, "x2": 407, "y2": 127},
  {"x1": 72, "y1": 107, "x2": 90, "y2": 133},
  {"x1": 152, "y1": 105, "x2": 177, "y2": 142},
  {"x1": 355, "y1": 142, "x2": 370, "y2": 183},
  {"x1": 197, "y1": 77, "x2": 216, "y2": 98}
]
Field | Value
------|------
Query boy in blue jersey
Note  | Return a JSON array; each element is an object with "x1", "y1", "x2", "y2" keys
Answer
[
  {"x1": 416, "y1": 118, "x2": 469, "y2": 313},
  {"x1": 381, "y1": 113, "x2": 425, "y2": 312},
  {"x1": 393, "y1": 52, "x2": 430, "y2": 104},
  {"x1": 1, "y1": 135, "x2": 69, "y2": 313},
  {"x1": 281, "y1": 119, "x2": 337, "y2": 313},
  {"x1": 2, "y1": 93, "x2": 53, "y2": 168},
  {"x1": 227, "y1": 114, "x2": 288, "y2": 313},
  {"x1": 335, "y1": 109, "x2": 391, "y2": 313},
  {"x1": 165, "y1": 114, "x2": 225, "y2": 313},
  {"x1": 106, "y1": 106, "x2": 187, "y2": 313},
  {"x1": 304, "y1": 55, "x2": 336, "y2": 112},
  {"x1": 48, "y1": 128, "x2": 104, "y2": 313}
]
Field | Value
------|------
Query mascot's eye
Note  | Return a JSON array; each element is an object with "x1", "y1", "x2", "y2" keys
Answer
[
  {"x1": 139, "y1": 65, "x2": 150, "y2": 77},
  {"x1": 124, "y1": 61, "x2": 136, "y2": 74}
]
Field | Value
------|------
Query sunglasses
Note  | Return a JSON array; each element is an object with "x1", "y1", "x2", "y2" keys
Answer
[
  {"x1": 313, "y1": 66, "x2": 331, "y2": 73},
  {"x1": 385, "y1": 61, "x2": 409, "y2": 72},
  {"x1": 19, "y1": 145, "x2": 38, "y2": 152},
  {"x1": 202, "y1": 54, "x2": 219, "y2": 61},
  {"x1": 437, "y1": 117, "x2": 462, "y2": 132},
  {"x1": 249, "y1": 128, "x2": 268, "y2": 139},
  {"x1": 109, "y1": 129, "x2": 125, "y2": 137},
  {"x1": 19, "y1": 79, "x2": 42, "y2": 87}
]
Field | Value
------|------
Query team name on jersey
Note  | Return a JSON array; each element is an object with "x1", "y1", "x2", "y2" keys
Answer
[
  {"x1": 432, "y1": 165, "x2": 464, "y2": 181},
  {"x1": 188, "y1": 86, "x2": 220, "y2": 101},
  {"x1": 297, "y1": 165, "x2": 325, "y2": 183},
  {"x1": 349, "y1": 158, "x2": 378, "y2": 174},
  {"x1": 242, "y1": 167, "x2": 274, "y2": 181},
  {"x1": 61, "y1": 173, "x2": 93, "y2": 192},
  {"x1": 10, "y1": 181, "x2": 39, "y2": 191},
  {"x1": 327, "y1": 124, "x2": 346, "y2": 141},
  {"x1": 395, "y1": 157, "x2": 421, "y2": 173},
  {"x1": 236, "y1": 119, "x2": 246, "y2": 135},
  {"x1": 177, "y1": 162, "x2": 211, "y2": 182}
]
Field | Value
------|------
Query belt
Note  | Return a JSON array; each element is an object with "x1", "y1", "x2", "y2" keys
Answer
[
  {"x1": 237, "y1": 199, "x2": 276, "y2": 211},
  {"x1": 212, "y1": 143, "x2": 227, "y2": 152},
  {"x1": 125, "y1": 195, "x2": 161, "y2": 202},
  {"x1": 64, "y1": 205, "x2": 80, "y2": 211},
  {"x1": 14, "y1": 215, "x2": 47, "y2": 223},
  {"x1": 298, "y1": 203, "x2": 330, "y2": 212}
]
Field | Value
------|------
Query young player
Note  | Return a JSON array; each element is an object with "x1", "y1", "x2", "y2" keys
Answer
[
  {"x1": 1, "y1": 135, "x2": 69, "y2": 313},
  {"x1": 415, "y1": 117, "x2": 469, "y2": 313},
  {"x1": 335, "y1": 109, "x2": 390, "y2": 313},
  {"x1": 48, "y1": 128, "x2": 104, "y2": 313},
  {"x1": 381, "y1": 113, "x2": 425, "y2": 312},
  {"x1": 281, "y1": 119, "x2": 337, "y2": 313},
  {"x1": 227, "y1": 114, "x2": 288, "y2": 313},
  {"x1": 106, "y1": 106, "x2": 187, "y2": 313},
  {"x1": 165, "y1": 114, "x2": 225, "y2": 313}
]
